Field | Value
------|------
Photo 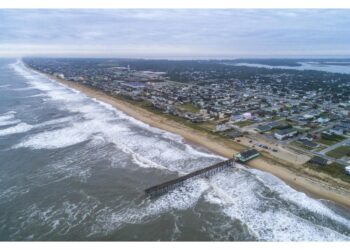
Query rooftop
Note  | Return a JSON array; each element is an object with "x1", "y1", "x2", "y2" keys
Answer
[
  {"x1": 308, "y1": 156, "x2": 328, "y2": 166},
  {"x1": 240, "y1": 149, "x2": 259, "y2": 159},
  {"x1": 275, "y1": 128, "x2": 297, "y2": 135}
]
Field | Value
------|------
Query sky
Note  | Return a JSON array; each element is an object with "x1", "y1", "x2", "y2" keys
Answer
[{"x1": 1, "y1": 9, "x2": 350, "y2": 58}]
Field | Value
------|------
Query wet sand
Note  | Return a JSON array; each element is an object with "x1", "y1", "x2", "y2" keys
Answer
[{"x1": 40, "y1": 72, "x2": 350, "y2": 209}]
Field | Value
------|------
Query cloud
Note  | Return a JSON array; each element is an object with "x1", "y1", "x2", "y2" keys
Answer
[{"x1": 0, "y1": 9, "x2": 350, "y2": 57}]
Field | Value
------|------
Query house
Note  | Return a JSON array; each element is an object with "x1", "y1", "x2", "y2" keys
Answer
[
  {"x1": 268, "y1": 121, "x2": 289, "y2": 130},
  {"x1": 235, "y1": 149, "x2": 260, "y2": 162},
  {"x1": 274, "y1": 128, "x2": 298, "y2": 140},
  {"x1": 298, "y1": 139, "x2": 319, "y2": 148},
  {"x1": 225, "y1": 130, "x2": 243, "y2": 139},
  {"x1": 256, "y1": 124, "x2": 271, "y2": 133},
  {"x1": 230, "y1": 114, "x2": 244, "y2": 122},
  {"x1": 301, "y1": 134, "x2": 314, "y2": 141},
  {"x1": 345, "y1": 166, "x2": 350, "y2": 175},
  {"x1": 242, "y1": 112, "x2": 252, "y2": 120},
  {"x1": 339, "y1": 120, "x2": 350, "y2": 132},
  {"x1": 316, "y1": 117, "x2": 330, "y2": 124},
  {"x1": 215, "y1": 122, "x2": 232, "y2": 132},
  {"x1": 302, "y1": 114, "x2": 315, "y2": 120},
  {"x1": 329, "y1": 126, "x2": 344, "y2": 136},
  {"x1": 308, "y1": 156, "x2": 328, "y2": 166},
  {"x1": 53, "y1": 72, "x2": 65, "y2": 79}
]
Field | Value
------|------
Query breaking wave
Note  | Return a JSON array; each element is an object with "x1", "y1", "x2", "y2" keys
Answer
[
  {"x1": 0, "y1": 122, "x2": 33, "y2": 137},
  {"x1": 0, "y1": 111, "x2": 20, "y2": 127},
  {"x1": 205, "y1": 169, "x2": 350, "y2": 241}
]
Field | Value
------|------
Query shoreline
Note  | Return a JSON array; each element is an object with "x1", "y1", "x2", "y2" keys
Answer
[{"x1": 32, "y1": 68, "x2": 350, "y2": 209}]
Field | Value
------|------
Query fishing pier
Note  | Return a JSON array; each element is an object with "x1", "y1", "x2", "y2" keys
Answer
[{"x1": 144, "y1": 158, "x2": 236, "y2": 197}]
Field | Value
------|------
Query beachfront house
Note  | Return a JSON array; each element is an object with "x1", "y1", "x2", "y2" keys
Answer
[{"x1": 234, "y1": 149, "x2": 260, "y2": 163}]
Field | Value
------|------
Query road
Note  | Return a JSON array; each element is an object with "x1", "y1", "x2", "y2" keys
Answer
[{"x1": 318, "y1": 137, "x2": 350, "y2": 154}]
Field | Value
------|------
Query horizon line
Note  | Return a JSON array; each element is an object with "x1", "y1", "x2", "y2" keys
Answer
[{"x1": 4, "y1": 55, "x2": 350, "y2": 60}]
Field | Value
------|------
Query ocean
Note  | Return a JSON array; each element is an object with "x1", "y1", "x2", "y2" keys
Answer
[{"x1": 0, "y1": 59, "x2": 350, "y2": 241}]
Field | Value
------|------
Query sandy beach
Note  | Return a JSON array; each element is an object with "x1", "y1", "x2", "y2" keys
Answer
[{"x1": 41, "y1": 72, "x2": 350, "y2": 209}]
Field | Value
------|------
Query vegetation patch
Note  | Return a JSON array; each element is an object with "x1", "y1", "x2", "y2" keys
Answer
[
  {"x1": 234, "y1": 120, "x2": 255, "y2": 127},
  {"x1": 304, "y1": 162, "x2": 350, "y2": 183},
  {"x1": 326, "y1": 146, "x2": 350, "y2": 159},
  {"x1": 290, "y1": 141, "x2": 313, "y2": 150},
  {"x1": 318, "y1": 134, "x2": 346, "y2": 146},
  {"x1": 266, "y1": 115, "x2": 281, "y2": 122},
  {"x1": 177, "y1": 102, "x2": 200, "y2": 113}
]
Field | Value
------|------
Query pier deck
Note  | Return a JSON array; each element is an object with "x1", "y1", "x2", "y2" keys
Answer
[{"x1": 144, "y1": 159, "x2": 235, "y2": 197}]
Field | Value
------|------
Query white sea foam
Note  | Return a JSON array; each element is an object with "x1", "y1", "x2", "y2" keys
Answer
[
  {"x1": 0, "y1": 114, "x2": 74, "y2": 139},
  {"x1": 7, "y1": 194, "x2": 100, "y2": 240},
  {"x1": 131, "y1": 153, "x2": 168, "y2": 170},
  {"x1": 11, "y1": 87, "x2": 36, "y2": 91},
  {"x1": 14, "y1": 122, "x2": 91, "y2": 149},
  {"x1": 184, "y1": 143, "x2": 226, "y2": 160},
  {"x1": 0, "y1": 111, "x2": 16, "y2": 122},
  {"x1": 0, "y1": 119, "x2": 20, "y2": 127},
  {"x1": 89, "y1": 179, "x2": 210, "y2": 236},
  {"x1": 204, "y1": 169, "x2": 350, "y2": 241},
  {"x1": 0, "y1": 186, "x2": 30, "y2": 205},
  {"x1": 92, "y1": 97, "x2": 218, "y2": 162},
  {"x1": 22, "y1": 93, "x2": 48, "y2": 98},
  {"x1": 36, "y1": 116, "x2": 75, "y2": 128},
  {"x1": 249, "y1": 168, "x2": 350, "y2": 228},
  {"x1": 11, "y1": 61, "x2": 217, "y2": 172},
  {"x1": 0, "y1": 122, "x2": 33, "y2": 136},
  {"x1": 0, "y1": 111, "x2": 20, "y2": 126}
]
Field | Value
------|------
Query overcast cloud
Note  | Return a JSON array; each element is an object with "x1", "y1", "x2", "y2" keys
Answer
[{"x1": 0, "y1": 9, "x2": 350, "y2": 58}]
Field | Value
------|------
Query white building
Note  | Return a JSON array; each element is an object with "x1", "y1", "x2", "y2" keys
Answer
[
  {"x1": 274, "y1": 128, "x2": 298, "y2": 140},
  {"x1": 330, "y1": 126, "x2": 344, "y2": 136},
  {"x1": 316, "y1": 117, "x2": 330, "y2": 124},
  {"x1": 345, "y1": 166, "x2": 350, "y2": 175}
]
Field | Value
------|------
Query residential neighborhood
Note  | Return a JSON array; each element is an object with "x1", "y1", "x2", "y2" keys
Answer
[{"x1": 24, "y1": 58, "x2": 350, "y2": 175}]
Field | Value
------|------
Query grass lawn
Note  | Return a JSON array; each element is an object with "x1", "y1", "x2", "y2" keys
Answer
[
  {"x1": 266, "y1": 115, "x2": 281, "y2": 121},
  {"x1": 290, "y1": 141, "x2": 313, "y2": 150},
  {"x1": 177, "y1": 102, "x2": 200, "y2": 113},
  {"x1": 197, "y1": 121, "x2": 216, "y2": 131},
  {"x1": 326, "y1": 146, "x2": 350, "y2": 159},
  {"x1": 314, "y1": 145, "x2": 327, "y2": 152},
  {"x1": 234, "y1": 120, "x2": 255, "y2": 127},
  {"x1": 318, "y1": 134, "x2": 346, "y2": 146},
  {"x1": 317, "y1": 138, "x2": 339, "y2": 146},
  {"x1": 305, "y1": 162, "x2": 350, "y2": 183}
]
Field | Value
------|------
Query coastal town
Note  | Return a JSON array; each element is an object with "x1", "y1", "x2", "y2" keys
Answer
[{"x1": 24, "y1": 58, "x2": 350, "y2": 180}]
